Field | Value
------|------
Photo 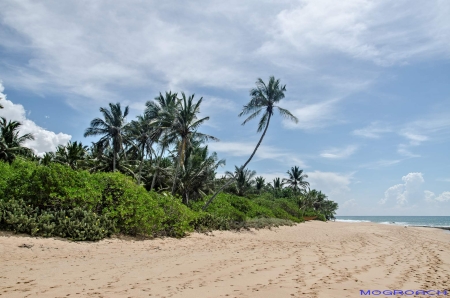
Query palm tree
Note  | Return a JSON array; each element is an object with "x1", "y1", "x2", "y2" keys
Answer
[
  {"x1": 319, "y1": 200, "x2": 338, "y2": 220},
  {"x1": 125, "y1": 114, "x2": 158, "y2": 185},
  {"x1": 84, "y1": 103, "x2": 129, "y2": 172},
  {"x1": 87, "y1": 143, "x2": 136, "y2": 176},
  {"x1": 270, "y1": 177, "x2": 283, "y2": 190},
  {"x1": 55, "y1": 141, "x2": 88, "y2": 170},
  {"x1": 146, "y1": 92, "x2": 179, "y2": 191},
  {"x1": 225, "y1": 165, "x2": 256, "y2": 196},
  {"x1": 165, "y1": 93, "x2": 218, "y2": 195},
  {"x1": 255, "y1": 176, "x2": 265, "y2": 193},
  {"x1": 0, "y1": 117, "x2": 35, "y2": 163},
  {"x1": 204, "y1": 76, "x2": 298, "y2": 210},
  {"x1": 313, "y1": 191, "x2": 327, "y2": 211},
  {"x1": 176, "y1": 139, "x2": 225, "y2": 204},
  {"x1": 40, "y1": 151, "x2": 55, "y2": 166},
  {"x1": 283, "y1": 166, "x2": 309, "y2": 194},
  {"x1": 299, "y1": 189, "x2": 320, "y2": 217}
]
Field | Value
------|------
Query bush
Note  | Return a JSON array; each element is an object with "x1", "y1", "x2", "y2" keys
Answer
[
  {"x1": 156, "y1": 192, "x2": 195, "y2": 237},
  {"x1": 0, "y1": 197, "x2": 115, "y2": 241},
  {"x1": 316, "y1": 214, "x2": 326, "y2": 222},
  {"x1": 242, "y1": 218, "x2": 296, "y2": 229},
  {"x1": 1, "y1": 160, "x2": 102, "y2": 211},
  {"x1": 96, "y1": 172, "x2": 165, "y2": 236},
  {"x1": 191, "y1": 212, "x2": 230, "y2": 232},
  {"x1": 194, "y1": 193, "x2": 247, "y2": 222}
]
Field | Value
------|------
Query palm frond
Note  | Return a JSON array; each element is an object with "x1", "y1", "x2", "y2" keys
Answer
[{"x1": 277, "y1": 106, "x2": 298, "y2": 123}]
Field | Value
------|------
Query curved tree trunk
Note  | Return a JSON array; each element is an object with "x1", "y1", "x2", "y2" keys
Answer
[
  {"x1": 203, "y1": 113, "x2": 272, "y2": 210},
  {"x1": 150, "y1": 145, "x2": 165, "y2": 191}
]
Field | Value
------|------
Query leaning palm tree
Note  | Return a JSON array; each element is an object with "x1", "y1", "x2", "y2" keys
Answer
[
  {"x1": 283, "y1": 166, "x2": 309, "y2": 194},
  {"x1": 204, "y1": 76, "x2": 298, "y2": 210},
  {"x1": 0, "y1": 117, "x2": 35, "y2": 163},
  {"x1": 84, "y1": 103, "x2": 129, "y2": 172},
  {"x1": 164, "y1": 93, "x2": 218, "y2": 195}
]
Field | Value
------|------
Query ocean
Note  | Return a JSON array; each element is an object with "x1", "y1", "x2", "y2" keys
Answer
[{"x1": 335, "y1": 216, "x2": 450, "y2": 229}]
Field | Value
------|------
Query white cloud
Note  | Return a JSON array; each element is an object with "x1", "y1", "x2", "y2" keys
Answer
[
  {"x1": 1, "y1": 0, "x2": 448, "y2": 109},
  {"x1": 209, "y1": 141, "x2": 308, "y2": 168},
  {"x1": 353, "y1": 122, "x2": 392, "y2": 138},
  {"x1": 0, "y1": 82, "x2": 71, "y2": 156},
  {"x1": 263, "y1": 0, "x2": 450, "y2": 65},
  {"x1": 360, "y1": 159, "x2": 402, "y2": 169},
  {"x1": 281, "y1": 98, "x2": 342, "y2": 130},
  {"x1": 425, "y1": 191, "x2": 450, "y2": 203},
  {"x1": 380, "y1": 172, "x2": 445, "y2": 207},
  {"x1": 397, "y1": 147, "x2": 420, "y2": 158},
  {"x1": 320, "y1": 145, "x2": 358, "y2": 159},
  {"x1": 399, "y1": 131, "x2": 428, "y2": 146},
  {"x1": 342, "y1": 199, "x2": 357, "y2": 209},
  {"x1": 382, "y1": 173, "x2": 450, "y2": 208},
  {"x1": 306, "y1": 171, "x2": 353, "y2": 197}
]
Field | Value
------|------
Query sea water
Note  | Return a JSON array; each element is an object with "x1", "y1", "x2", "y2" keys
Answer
[{"x1": 335, "y1": 216, "x2": 450, "y2": 228}]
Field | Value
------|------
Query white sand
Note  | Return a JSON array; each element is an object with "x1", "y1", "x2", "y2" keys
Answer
[{"x1": 1, "y1": 221, "x2": 449, "y2": 297}]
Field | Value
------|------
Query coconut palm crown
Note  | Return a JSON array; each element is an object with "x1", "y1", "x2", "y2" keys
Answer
[
  {"x1": 84, "y1": 103, "x2": 129, "y2": 172},
  {"x1": 283, "y1": 166, "x2": 309, "y2": 194}
]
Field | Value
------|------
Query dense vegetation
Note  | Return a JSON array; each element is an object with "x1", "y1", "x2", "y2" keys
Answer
[{"x1": 0, "y1": 77, "x2": 338, "y2": 241}]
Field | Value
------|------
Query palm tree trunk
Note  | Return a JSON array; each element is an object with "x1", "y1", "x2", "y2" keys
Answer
[
  {"x1": 172, "y1": 138, "x2": 186, "y2": 195},
  {"x1": 137, "y1": 143, "x2": 145, "y2": 185},
  {"x1": 171, "y1": 146, "x2": 182, "y2": 195},
  {"x1": 150, "y1": 145, "x2": 165, "y2": 191},
  {"x1": 113, "y1": 150, "x2": 116, "y2": 172},
  {"x1": 203, "y1": 113, "x2": 272, "y2": 210}
]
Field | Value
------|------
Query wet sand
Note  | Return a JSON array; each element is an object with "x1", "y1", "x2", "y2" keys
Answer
[{"x1": 1, "y1": 221, "x2": 449, "y2": 297}]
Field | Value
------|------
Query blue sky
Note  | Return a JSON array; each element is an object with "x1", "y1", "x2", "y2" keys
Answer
[{"x1": 1, "y1": 0, "x2": 449, "y2": 215}]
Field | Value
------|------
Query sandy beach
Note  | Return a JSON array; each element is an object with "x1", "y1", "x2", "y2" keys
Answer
[{"x1": 1, "y1": 221, "x2": 449, "y2": 298}]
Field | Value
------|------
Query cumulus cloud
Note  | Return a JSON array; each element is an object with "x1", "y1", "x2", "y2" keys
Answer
[
  {"x1": 425, "y1": 191, "x2": 450, "y2": 203},
  {"x1": 381, "y1": 173, "x2": 450, "y2": 207},
  {"x1": 0, "y1": 82, "x2": 71, "y2": 156},
  {"x1": 320, "y1": 145, "x2": 358, "y2": 159},
  {"x1": 381, "y1": 172, "x2": 424, "y2": 206}
]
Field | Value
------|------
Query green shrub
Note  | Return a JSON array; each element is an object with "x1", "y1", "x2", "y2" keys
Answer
[
  {"x1": 191, "y1": 212, "x2": 230, "y2": 232},
  {"x1": 201, "y1": 194, "x2": 247, "y2": 222},
  {"x1": 156, "y1": 192, "x2": 194, "y2": 237},
  {"x1": 242, "y1": 218, "x2": 296, "y2": 229},
  {"x1": 316, "y1": 214, "x2": 326, "y2": 222},
  {"x1": 1, "y1": 160, "x2": 102, "y2": 211},
  {"x1": 0, "y1": 197, "x2": 115, "y2": 241},
  {"x1": 96, "y1": 172, "x2": 165, "y2": 236}
]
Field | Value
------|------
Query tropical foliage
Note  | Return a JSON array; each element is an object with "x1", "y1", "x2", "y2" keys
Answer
[{"x1": 0, "y1": 76, "x2": 339, "y2": 241}]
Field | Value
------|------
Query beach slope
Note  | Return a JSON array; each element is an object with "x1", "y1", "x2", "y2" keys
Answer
[{"x1": 1, "y1": 221, "x2": 449, "y2": 297}]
